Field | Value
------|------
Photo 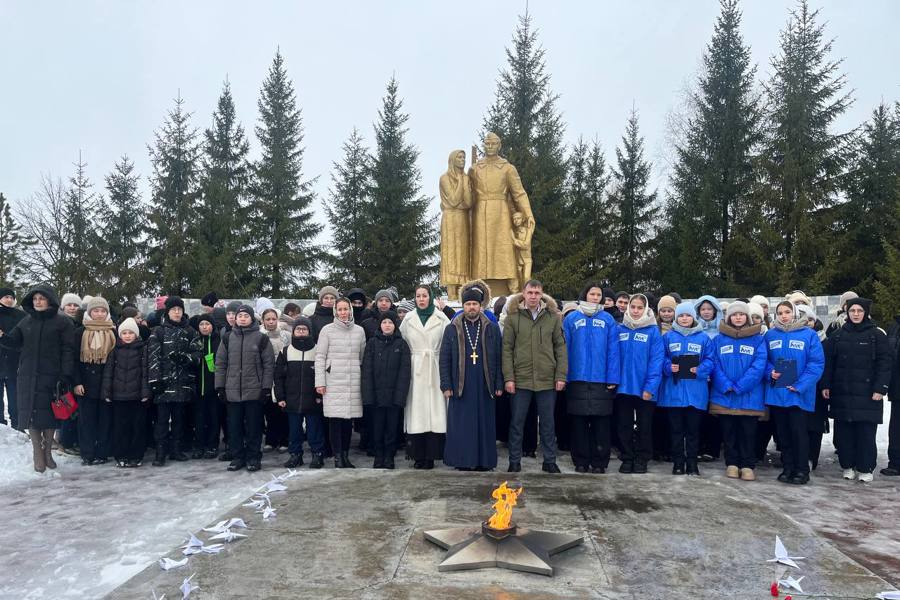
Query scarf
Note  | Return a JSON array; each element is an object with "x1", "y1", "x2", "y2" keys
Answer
[
  {"x1": 577, "y1": 301, "x2": 599, "y2": 317},
  {"x1": 623, "y1": 295, "x2": 657, "y2": 330},
  {"x1": 416, "y1": 289, "x2": 436, "y2": 326},
  {"x1": 292, "y1": 334, "x2": 315, "y2": 352},
  {"x1": 80, "y1": 318, "x2": 116, "y2": 364},
  {"x1": 672, "y1": 321, "x2": 702, "y2": 336}
]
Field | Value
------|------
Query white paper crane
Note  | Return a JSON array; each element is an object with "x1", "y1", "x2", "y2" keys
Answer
[
  {"x1": 766, "y1": 536, "x2": 805, "y2": 569},
  {"x1": 777, "y1": 575, "x2": 804, "y2": 593},
  {"x1": 159, "y1": 557, "x2": 189, "y2": 571},
  {"x1": 180, "y1": 574, "x2": 198, "y2": 599}
]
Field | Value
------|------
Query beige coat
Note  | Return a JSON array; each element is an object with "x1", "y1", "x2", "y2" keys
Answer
[
  {"x1": 314, "y1": 319, "x2": 366, "y2": 419},
  {"x1": 400, "y1": 310, "x2": 450, "y2": 434}
]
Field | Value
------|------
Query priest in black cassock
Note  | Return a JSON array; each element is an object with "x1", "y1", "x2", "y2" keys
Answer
[{"x1": 440, "y1": 280, "x2": 504, "y2": 471}]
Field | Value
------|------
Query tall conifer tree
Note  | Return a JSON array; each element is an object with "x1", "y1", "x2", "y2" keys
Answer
[
  {"x1": 323, "y1": 127, "x2": 373, "y2": 291},
  {"x1": 0, "y1": 192, "x2": 33, "y2": 290},
  {"x1": 197, "y1": 80, "x2": 251, "y2": 296},
  {"x1": 248, "y1": 51, "x2": 321, "y2": 296},
  {"x1": 147, "y1": 94, "x2": 202, "y2": 296},
  {"x1": 365, "y1": 77, "x2": 436, "y2": 296},
  {"x1": 99, "y1": 155, "x2": 146, "y2": 301},
  {"x1": 60, "y1": 153, "x2": 100, "y2": 296}
]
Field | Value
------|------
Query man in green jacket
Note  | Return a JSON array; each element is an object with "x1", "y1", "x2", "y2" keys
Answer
[{"x1": 502, "y1": 280, "x2": 567, "y2": 473}]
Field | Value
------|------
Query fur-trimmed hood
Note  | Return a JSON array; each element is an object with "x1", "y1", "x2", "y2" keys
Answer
[
  {"x1": 459, "y1": 279, "x2": 492, "y2": 309},
  {"x1": 506, "y1": 292, "x2": 559, "y2": 317}
]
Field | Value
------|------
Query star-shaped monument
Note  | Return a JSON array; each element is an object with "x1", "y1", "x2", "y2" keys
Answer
[{"x1": 424, "y1": 524, "x2": 583, "y2": 576}]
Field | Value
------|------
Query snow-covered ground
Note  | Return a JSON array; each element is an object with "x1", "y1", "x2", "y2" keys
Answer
[{"x1": 0, "y1": 403, "x2": 894, "y2": 599}]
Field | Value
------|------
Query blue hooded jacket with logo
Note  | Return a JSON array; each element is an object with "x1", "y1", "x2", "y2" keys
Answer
[
  {"x1": 710, "y1": 322, "x2": 767, "y2": 413},
  {"x1": 563, "y1": 307, "x2": 620, "y2": 384},
  {"x1": 763, "y1": 324, "x2": 825, "y2": 412},
  {"x1": 617, "y1": 321, "x2": 665, "y2": 399},
  {"x1": 659, "y1": 326, "x2": 715, "y2": 410}
]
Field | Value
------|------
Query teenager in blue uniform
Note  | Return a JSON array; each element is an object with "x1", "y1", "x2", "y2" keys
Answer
[
  {"x1": 764, "y1": 300, "x2": 825, "y2": 485},
  {"x1": 659, "y1": 302, "x2": 714, "y2": 476},
  {"x1": 563, "y1": 283, "x2": 621, "y2": 474},
  {"x1": 615, "y1": 294, "x2": 665, "y2": 474},
  {"x1": 710, "y1": 301, "x2": 767, "y2": 481}
]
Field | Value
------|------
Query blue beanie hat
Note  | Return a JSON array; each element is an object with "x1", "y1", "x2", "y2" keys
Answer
[{"x1": 674, "y1": 301, "x2": 697, "y2": 321}]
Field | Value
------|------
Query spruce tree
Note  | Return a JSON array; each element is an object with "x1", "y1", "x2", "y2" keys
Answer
[
  {"x1": 663, "y1": 0, "x2": 762, "y2": 294},
  {"x1": 0, "y1": 192, "x2": 33, "y2": 290},
  {"x1": 248, "y1": 50, "x2": 321, "y2": 296},
  {"x1": 760, "y1": 0, "x2": 852, "y2": 292},
  {"x1": 60, "y1": 153, "x2": 101, "y2": 296},
  {"x1": 323, "y1": 127, "x2": 373, "y2": 291},
  {"x1": 482, "y1": 12, "x2": 568, "y2": 284},
  {"x1": 147, "y1": 94, "x2": 202, "y2": 296},
  {"x1": 99, "y1": 155, "x2": 146, "y2": 301},
  {"x1": 608, "y1": 109, "x2": 657, "y2": 290},
  {"x1": 197, "y1": 80, "x2": 251, "y2": 297},
  {"x1": 817, "y1": 102, "x2": 900, "y2": 298},
  {"x1": 874, "y1": 196, "x2": 900, "y2": 322},
  {"x1": 366, "y1": 76, "x2": 436, "y2": 296}
]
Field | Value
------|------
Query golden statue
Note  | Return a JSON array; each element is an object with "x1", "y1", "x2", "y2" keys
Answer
[
  {"x1": 439, "y1": 149, "x2": 473, "y2": 300},
  {"x1": 468, "y1": 132, "x2": 534, "y2": 296}
]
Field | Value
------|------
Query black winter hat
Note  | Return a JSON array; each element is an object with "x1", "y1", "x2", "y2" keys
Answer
[
  {"x1": 845, "y1": 297, "x2": 872, "y2": 319},
  {"x1": 346, "y1": 288, "x2": 367, "y2": 303},
  {"x1": 165, "y1": 296, "x2": 185, "y2": 311},
  {"x1": 292, "y1": 316, "x2": 314, "y2": 335},
  {"x1": 226, "y1": 300, "x2": 241, "y2": 314},
  {"x1": 201, "y1": 292, "x2": 219, "y2": 308},
  {"x1": 121, "y1": 306, "x2": 139, "y2": 320},
  {"x1": 195, "y1": 313, "x2": 216, "y2": 330},
  {"x1": 615, "y1": 290, "x2": 630, "y2": 301},
  {"x1": 379, "y1": 310, "x2": 399, "y2": 325},
  {"x1": 236, "y1": 304, "x2": 255, "y2": 319},
  {"x1": 0, "y1": 287, "x2": 15, "y2": 299}
]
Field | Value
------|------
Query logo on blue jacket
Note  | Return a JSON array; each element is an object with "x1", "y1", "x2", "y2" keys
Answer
[
  {"x1": 687, "y1": 343, "x2": 702, "y2": 353},
  {"x1": 720, "y1": 345, "x2": 734, "y2": 355},
  {"x1": 633, "y1": 333, "x2": 648, "y2": 342},
  {"x1": 769, "y1": 340, "x2": 782, "y2": 349},
  {"x1": 739, "y1": 345, "x2": 755, "y2": 355},
  {"x1": 669, "y1": 343, "x2": 682, "y2": 352},
  {"x1": 789, "y1": 340, "x2": 805, "y2": 350}
]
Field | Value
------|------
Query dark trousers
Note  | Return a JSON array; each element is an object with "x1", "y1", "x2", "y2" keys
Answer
[
  {"x1": 60, "y1": 418, "x2": 78, "y2": 449},
  {"x1": 371, "y1": 406, "x2": 401, "y2": 460},
  {"x1": 112, "y1": 401, "x2": 148, "y2": 461},
  {"x1": 834, "y1": 420, "x2": 878, "y2": 474},
  {"x1": 193, "y1": 390, "x2": 220, "y2": 451},
  {"x1": 78, "y1": 396, "x2": 113, "y2": 460},
  {"x1": 329, "y1": 417, "x2": 353, "y2": 455},
  {"x1": 1, "y1": 377, "x2": 17, "y2": 429},
  {"x1": 615, "y1": 394, "x2": 654, "y2": 465},
  {"x1": 719, "y1": 414, "x2": 758, "y2": 469},
  {"x1": 288, "y1": 412, "x2": 326, "y2": 455},
  {"x1": 227, "y1": 400, "x2": 263, "y2": 461},
  {"x1": 154, "y1": 402, "x2": 186, "y2": 452},
  {"x1": 756, "y1": 418, "x2": 776, "y2": 461},
  {"x1": 666, "y1": 406, "x2": 703, "y2": 467},
  {"x1": 888, "y1": 402, "x2": 899, "y2": 468},
  {"x1": 554, "y1": 391, "x2": 569, "y2": 451},
  {"x1": 808, "y1": 431, "x2": 824, "y2": 470},
  {"x1": 570, "y1": 414, "x2": 611, "y2": 469},
  {"x1": 652, "y1": 407, "x2": 671, "y2": 459},
  {"x1": 699, "y1": 413, "x2": 722, "y2": 458},
  {"x1": 264, "y1": 396, "x2": 289, "y2": 448},
  {"x1": 509, "y1": 389, "x2": 557, "y2": 463},
  {"x1": 771, "y1": 405, "x2": 809, "y2": 476}
]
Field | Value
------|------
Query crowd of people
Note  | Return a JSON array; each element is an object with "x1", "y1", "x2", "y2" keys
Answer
[{"x1": 0, "y1": 279, "x2": 897, "y2": 486}]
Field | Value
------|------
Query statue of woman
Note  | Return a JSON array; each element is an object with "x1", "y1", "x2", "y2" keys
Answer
[{"x1": 439, "y1": 149, "x2": 473, "y2": 300}]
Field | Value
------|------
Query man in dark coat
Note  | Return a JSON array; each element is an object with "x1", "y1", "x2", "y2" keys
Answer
[
  {"x1": 881, "y1": 314, "x2": 900, "y2": 476},
  {"x1": 361, "y1": 311, "x2": 411, "y2": 469},
  {"x1": 440, "y1": 281, "x2": 503, "y2": 471},
  {"x1": 0, "y1": 287, "x2": 26, "y2": 429},
  {"x1": 0, "y1": 284, "x2": 77, "y2": 472}
]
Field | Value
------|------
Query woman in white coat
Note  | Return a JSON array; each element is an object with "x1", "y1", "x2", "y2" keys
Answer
[
  {"x1": 315, "y1": 297, "x2": 366, "y2": 468},
  {"x1": 400, "y1": 285, "x2": 450, "y2": 469}
]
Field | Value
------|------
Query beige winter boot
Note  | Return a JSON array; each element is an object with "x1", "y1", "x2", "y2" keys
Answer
[
  {"x1": 42, "y1": 429, "x2": 57, "y2": 469},
  {"x1": 29, "y1": 429, "x2": 46, "y2": 473}
]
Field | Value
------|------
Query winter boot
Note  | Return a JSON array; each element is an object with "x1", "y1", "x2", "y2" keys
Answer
[
  {"x1": 284, "y1": 453, "x2": 303, "y2": 469},
  {"x1": 29, "y1": 429, "x2": 46, "y2": 473},
  {"x1": 152, "y1": 446, "x2": 167, "y2": 467},
  {"x1": 340, "y1": 451, "x2": 355, "y2": 469},
  {"x1": 309, "y1": 452, "x2": 324, "y2": 469},
  {"x1": 42, "y1": 430, "x2": 57, "y2": 469}
]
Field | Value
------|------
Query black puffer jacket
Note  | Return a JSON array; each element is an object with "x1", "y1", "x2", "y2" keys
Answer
[
  {"x1": 274, "y1": 336, "x2": 320, "y2": 414},
  {"x1": 566, "y1": 381, "x2": 616, "y2": 416},
  {"x1": 0, "y1": 284, "x2": 77, "y2": 429},
  {"x1": 0, "y1": 304, "x2": 25, "y2": 379},
  {"x1": 310, "y1": 303, "x2": 334, "y2": 343},
  {"x1": 147, "y1": 315, "x2": 202, "y2": 404},
  {"x1": 823, "y1": 319, "x2": 892, "y2": 423},
  {"x1": 102, "y1": 339, "x2": 151, "y2": 401},
  {"x1": 361, "y1": 332, "x2": 411, "y2": 408}
]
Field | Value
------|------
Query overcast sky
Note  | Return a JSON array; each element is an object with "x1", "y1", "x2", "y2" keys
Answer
[{"x1": 2, "y1": 0, "x2": 898, "y2": 244}]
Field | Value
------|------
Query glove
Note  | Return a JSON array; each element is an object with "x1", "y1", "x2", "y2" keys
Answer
[{"x1": 216, "y1": 388, "x2": 227, "y2": 402}]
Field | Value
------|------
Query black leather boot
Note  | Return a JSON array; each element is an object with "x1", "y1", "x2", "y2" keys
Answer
[{"x1": 152, "y1": 446, "x2": 166, "y2": 467}]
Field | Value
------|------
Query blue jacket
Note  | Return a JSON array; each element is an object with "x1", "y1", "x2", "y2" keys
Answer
[
  {"x1": 563, "y1": 308, "x2": 620, "y2": 384},
  {"x1": 659, "y1": 327, "x2": 714, "y2": 410},
  {"x1": 694, "y1": 295, "x2": 723, "y2": 339},
  {"x1": 763, "y1": 325, "x2": 825, "y2": 412},
  {"x1": 710, "y1": 324, "x2": 767, "y2": 413},
  {"x1": 617, "y1": 323, "x2": 665, "y2": 399}
]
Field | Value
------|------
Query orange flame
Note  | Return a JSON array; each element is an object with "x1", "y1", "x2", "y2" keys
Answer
[{"x1": 487, "y1": 481, "x2": 522, "y2": 529}]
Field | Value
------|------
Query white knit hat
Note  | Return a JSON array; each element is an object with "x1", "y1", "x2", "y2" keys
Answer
[
  {"x1": 61, "y1": 293, "x2": 82, "y2": 308},
  {"x1": 118, "y1": 317, "x2": 140, "y2": 338}
]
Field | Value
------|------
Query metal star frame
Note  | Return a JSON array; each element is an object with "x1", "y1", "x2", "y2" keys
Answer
[{"x1": 424, "y1": 525, "x2": 583, "y2": 576}]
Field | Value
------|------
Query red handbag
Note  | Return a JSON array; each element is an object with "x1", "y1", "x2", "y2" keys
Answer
[{"x1": 52, "y1": 383, "x2": 78, "y2": 420}]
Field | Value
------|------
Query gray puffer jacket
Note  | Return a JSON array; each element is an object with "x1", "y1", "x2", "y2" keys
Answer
[
  {"x1": 214, "y1": 324, "x2": 275, "y2": 402},
  {"x1": 314, "y1": 318, "x2": 366, "y2": 419}
]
